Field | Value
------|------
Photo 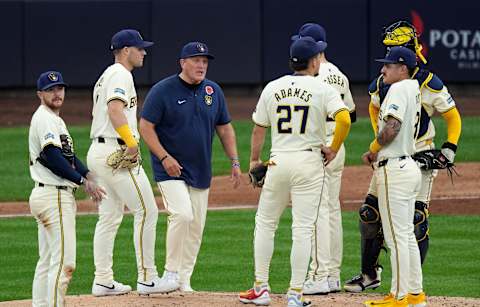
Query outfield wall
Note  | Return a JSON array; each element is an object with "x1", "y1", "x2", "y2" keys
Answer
[{"x1": 2, "y1": 0, "x2": 480, "y2": 87}]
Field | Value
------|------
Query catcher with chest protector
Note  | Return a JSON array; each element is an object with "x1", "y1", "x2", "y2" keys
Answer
[{"x1": 344, "y1": 20, "x2": 462, "y2": 294}]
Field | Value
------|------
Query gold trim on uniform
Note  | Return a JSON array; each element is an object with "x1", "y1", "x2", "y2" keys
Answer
[
  {"x1": 252, "y1": 120, "x2": 270, "y2": 128},
  {"x1": 106, "y1": 96, "x2": 128, "y2": 106},
  {"x1": 383, "y1": 168, "x2": 401, "y2": 299},
  {"x1": 312, "y1": 165, "x2": 327, "y2": 276},
  {"x1": 53, "y1": 190, "x2": 64, "y2": 307},
  {"x1": 128, "y1": 169, "x2": 147, "y2": 282}
]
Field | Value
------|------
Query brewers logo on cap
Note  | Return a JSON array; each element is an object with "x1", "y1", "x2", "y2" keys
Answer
[
  {"x1": 205, "y1": 85, "x2": 214, "y2": 95},
  {"x1": 48, "y1": 72, "x2": 58, "y2": 81}
]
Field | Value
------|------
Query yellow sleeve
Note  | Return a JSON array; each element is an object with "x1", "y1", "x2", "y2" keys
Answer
[
  {"x1": 441, "y1": 107, "x2": 461, "y2": 145},
  {"x1": 330, "y1": 109, "x2": 351, "y2": 152},
  {"x1": 115, "y1": 124, "x2": 138, "y2": 148},
  {"x1": 368, "y1": 101, "x2": 379, "y2": 135}
]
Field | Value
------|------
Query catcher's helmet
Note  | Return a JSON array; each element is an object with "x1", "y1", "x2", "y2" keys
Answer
[{"x1": 382, "y1": 20, "x2": 427, "y2": 64}]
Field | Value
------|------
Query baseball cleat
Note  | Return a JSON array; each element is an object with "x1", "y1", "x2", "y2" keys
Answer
[
  {"x1": 92, "y1": 280, "x2": 132, "y2": 296},
  {"x1": 364, "y1": 293, "x2": 407, "y2": 306},
  {"x1": 344, "y1": 267, "x2": 382, "y2": 293},
  {"x1": 179, "y1": 281, "x2": 195, "y2": 293},
  {"x1": 407, "y1": 292, "x2": 427, "y2": 307},
  {"x1": 286, "y1": 289, "x2": 312, "y2": 307},
  {"x1": 239, "y1": 283, "x2": 271, "y2": 305},
  {"x1": 137, "y1": 271, "x2": 180, "y2": 295},
  {"x1": 303, "y1": 277, "x2": 329, "y2": 295},
  {"x1": 327, "y1": 276, "x2": 341, "y2": 293}
]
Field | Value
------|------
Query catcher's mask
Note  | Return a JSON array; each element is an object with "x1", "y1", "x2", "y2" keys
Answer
[{"x1": 382, "y1": 20, "x2": 427, "y2": 65}]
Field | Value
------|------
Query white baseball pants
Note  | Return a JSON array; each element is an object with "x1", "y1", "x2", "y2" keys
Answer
[
  {"x1": 253, "y1": 150, "x2": 327, "y2": 289},
  {"x1": 157, "y1": 180, "x2": 209, "y2": 285},
  {"x1": 87, "y1": 139, "x2": 159, "y2": 284},
  {"x1": 309, "y1": 142, "x2": 345, "y2": 280},
  {"x1": 30, "y1": 186, "x2": 77, "y2": 307},
  {"x1": 374, "y1": 157, "x2": 423, "y2": 299}
]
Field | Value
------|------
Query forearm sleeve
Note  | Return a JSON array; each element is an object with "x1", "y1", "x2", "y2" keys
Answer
[
  {"x1": 369, "y1": 101, "x2": 379, "y2": 135},
  {"x1": 42, "y1": 146, "x2": 83, "y2": 185},
  {"x1": 441, "y1": 107, "x2": 461, "y2": 145},
  {"x1": 73, "y1": 155, "x2": 89, "y2": 178},
  {"x1": 330, "y1": 109, "x2": 351, "y2": 152}
]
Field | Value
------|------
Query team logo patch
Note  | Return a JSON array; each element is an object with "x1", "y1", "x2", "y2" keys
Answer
[
  {"x1": 197, "y1": 43, "x2": 206, "y2": 52},
  {"x1": 205, "y1": 85, "x2": 214, "y2": 95},
  {"x1": 204, "y1": 95, "x2": 213, "y2": 105},
  {"x1": 44, "y1": 132, "x2": 55, "y2": 140},
  {"x1": 447, "y1": 96, "x2": 455, "y2": 104},
  {"x1": 48, "y1": 72, "x2": 58, "y2": 81},
  {"x1": 114, "y1": 88, "x2": 126, "y2": 95},
  {"x1": 389, "y1": 104, "x2": 399, "y2": 111}
]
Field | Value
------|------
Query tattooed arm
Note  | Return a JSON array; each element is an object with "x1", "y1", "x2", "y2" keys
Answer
[
  {"x1": 377, "y1": 116, "x2": 402, "y2": 146},
  {"x1": 362, "y1": 116, "x2": 402, "y2": 165}
]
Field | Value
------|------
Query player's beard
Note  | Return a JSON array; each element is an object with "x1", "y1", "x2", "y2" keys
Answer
[{"x1": 43, "y1": 97, "x2": 64, "y2": 112}]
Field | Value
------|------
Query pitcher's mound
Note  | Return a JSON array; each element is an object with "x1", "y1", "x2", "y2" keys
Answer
[{"x1": 2, "y1": 291, "x2": 479, "y2": 306}]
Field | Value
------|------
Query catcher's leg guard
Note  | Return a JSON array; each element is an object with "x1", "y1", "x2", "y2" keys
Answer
[
  {"x1": 359, "y1": 194, "x2": 384, "y2": 279},
  {"x1": 414, "y1": 201, "x2": 429, "y2": 264}
]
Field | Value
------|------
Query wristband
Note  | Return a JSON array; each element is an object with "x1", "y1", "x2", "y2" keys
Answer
[
  {"x1": 115, "y1": 124, "x2": 137, "y2": 148},
  {"x1": 160, "y1": 155, "x2": 168, "y2": 163},
  {"x1": 232, "y1": 160, "x2": 241, "y2": 168},
  {"x1": 369, "y1": 139, "x2": 382, "y2": 153}
]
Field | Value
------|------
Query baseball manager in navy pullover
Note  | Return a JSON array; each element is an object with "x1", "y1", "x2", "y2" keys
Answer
[{"x1": 139, "y1": 41, "x2": 242, "y2": 292}]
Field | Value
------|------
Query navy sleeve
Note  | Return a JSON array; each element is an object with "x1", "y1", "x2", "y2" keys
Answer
[
  {"x1": 73, "y1": 155, "x2": 89, "y2": 177},
  {"x1": 42, "y1": 145, "x2": 83, "y2": 185},
  {"x1": 215, "y1": 85, "x2": 231, "y2": 125},
  {"x1": 141, "y1": 83, "x2": 164, "y2": 124}
]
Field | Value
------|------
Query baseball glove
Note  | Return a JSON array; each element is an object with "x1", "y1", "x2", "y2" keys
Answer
[
  {"x1": 106, "y1": 149, "x2": 139, "y2": 171},
  {"x1": 412, "y1": 149, "x2": 452, "y2": 170},
  {"x1": 248, "y1": 161, "x2": 273, "y2": 188}
]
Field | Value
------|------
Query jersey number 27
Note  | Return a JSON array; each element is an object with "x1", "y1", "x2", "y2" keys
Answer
[{"x1": 277, "y1": 105, "x2": 309, "y2": 134}]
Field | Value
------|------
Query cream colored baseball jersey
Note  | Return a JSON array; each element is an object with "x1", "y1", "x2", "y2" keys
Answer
[
  {"x1": 371, "y1": 76, "x2": 456, "y2": 145},
  {"x1": 90, "y1": 63, "x2": 139, "y2": 139},
  {"x1": 253, "y1": 75, "x2": 347, "y2": 152},
  {"x1": 377, "y1": 79, "x2": 421, "y2": 159},
  {"x1": 29, "y1": 105, "x2": 76, "y2": 188},
  {"x1": 317, "y1": 62, "x2": 355, "y2": 136}
]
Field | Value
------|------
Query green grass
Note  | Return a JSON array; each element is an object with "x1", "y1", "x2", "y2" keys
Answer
[
  {"x1": 0, "y1": 117, "x2": 478, "y2": 201},
  {"x1": 0, "y1": 210, "x2": 479, "y2": 301}
]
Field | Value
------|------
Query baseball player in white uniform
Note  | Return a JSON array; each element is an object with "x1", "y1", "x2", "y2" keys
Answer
[
  {"x1": 291, "y1": 23, "x2": 357, "y2": 295},
  {"x1": 29, "y1": 71, "x2": 105, "y2": 307},
  {"x1": 88, "y1": 29, "x2": 165, "y2": 296},
  {"x1": 239, "y1": 37, "x2": 351, "y2": 307},
  {"x1": 345, "y1": 22, "x2": 461, "y2": 300},
  {"x1": 362, "y1": 47, "x2": 424, "y2": 307}
]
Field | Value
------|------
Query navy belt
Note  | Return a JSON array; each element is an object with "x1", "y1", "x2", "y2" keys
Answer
[
  {"x1": 97, "y1": 137, "x2": 125, "y2": 145},
  {"x1": 38, "y1": 182, "x2": 77, "y2": 193},
  {"x1": 378, "y1": 155, "x2": 407, "y2": 167}
]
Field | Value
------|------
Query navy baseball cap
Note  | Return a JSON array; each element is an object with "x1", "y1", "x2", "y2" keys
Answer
[
  {"x1": 291, "y1": 23, "x2": 327, "y2": 45},
  {"x1": 37, "y1": 71, "x2": 67, "y2": 91},
  {"x1": 180, "y1": 42, "x2": 215, "y2": 59},
  {"x1": 376, "y1": 46, "x2": 417, "y2": 68},
  {"x1": 290, "y1": 37, "x2": 327, "y2": 63},
  {"x1": 110, "y1": 29, "x2": 154, "y2": 51}
]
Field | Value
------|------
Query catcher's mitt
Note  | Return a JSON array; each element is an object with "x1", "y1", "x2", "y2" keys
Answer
[
  {"x1": 106, "y1": 149, "x2": 139, "y2": 171},
  {"x1": 248, "y1": 162, "x2": 269, "y2": 188},
  {"x1": 412, "y1": 149, "x2": 453, "y2": 170}
]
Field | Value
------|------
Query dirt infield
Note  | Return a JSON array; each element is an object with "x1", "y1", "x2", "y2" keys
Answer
[
  {"x1": 1, "y1": 89, "x2": 478, "y2": 305},
  {"x1": 1, "y1": 162, "x2": 478, "y2": 216},
  {"x1": 2, "y1": 291, "x2": 480, "y2": 306}
]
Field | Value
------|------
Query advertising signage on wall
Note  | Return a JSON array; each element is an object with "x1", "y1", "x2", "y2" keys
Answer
[{"x1": 370, "y1": 1, "x2": 480, "y2": 82}]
